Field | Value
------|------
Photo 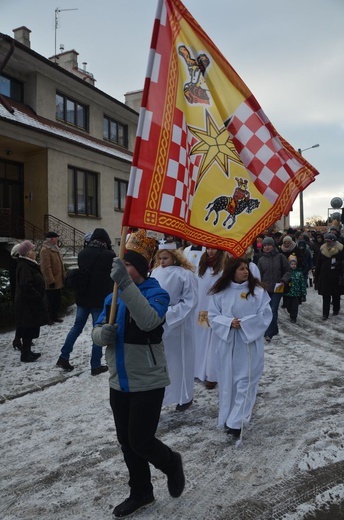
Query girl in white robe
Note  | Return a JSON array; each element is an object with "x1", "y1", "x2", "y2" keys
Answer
[
  {"x1": 152, "y1": 248, "x2": 198, "y2": 411},
  {"x1": 208, "y1": 257, "x2": 272, "y2": 439},
  {"x1": 194, "y1": 248, "x2": 225, "y2": 386}
]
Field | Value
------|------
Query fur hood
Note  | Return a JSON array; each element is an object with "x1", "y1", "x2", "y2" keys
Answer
[{"x1": 320, "y1": 241, "x2": 343, "y2": 258}]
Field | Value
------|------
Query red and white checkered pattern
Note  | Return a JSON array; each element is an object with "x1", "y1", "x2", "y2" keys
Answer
[
  {"x1": 227, "y1": 97, "x2": 302, "y2": 204},
  {"x1": 160, "y1": 108, "x2": 200, "y2": 223}
]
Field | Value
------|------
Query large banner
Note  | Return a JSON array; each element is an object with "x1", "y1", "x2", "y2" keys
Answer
[{"x1": 122, "y1": 0, "x2": 319, "y2": 255}]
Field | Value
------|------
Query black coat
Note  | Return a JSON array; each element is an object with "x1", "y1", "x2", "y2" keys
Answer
[
  {"x1": 15, "y1": 258, "x2": 50, "y2": 328},
  {"x1": 314, "y1": 242, "x2": 344, "y2": 296},
  {"x1": 76, "y1": 241, "x2": 116, "y2": 308}
]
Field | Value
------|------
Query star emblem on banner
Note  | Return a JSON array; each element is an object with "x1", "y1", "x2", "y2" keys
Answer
[{"x1": 189, "y1": 111, "x2": 242, "y2": 188}]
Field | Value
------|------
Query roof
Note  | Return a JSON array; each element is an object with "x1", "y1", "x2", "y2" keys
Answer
[
  {"x1": 0, "y1": 32, "x2": 139, "y2": 116},
  {"x1": 0, "y1": 98, "x2": 133, "y2": 163}
]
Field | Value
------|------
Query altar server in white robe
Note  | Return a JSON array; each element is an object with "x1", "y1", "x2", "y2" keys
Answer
[
  {"x1": 208, "y1": 256, "x2": 272, "y2": 439},
  {"x1": 182, "y1": 243, "x2": 206, "y2": 269},
  {"x1": 194, "y1": 248, "x2": 225, "y2": 388},
  {"x1": 152, "y1": 246, "x2": 198, "y2": 411}
]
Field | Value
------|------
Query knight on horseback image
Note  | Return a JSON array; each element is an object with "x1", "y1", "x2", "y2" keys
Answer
[{"x1": 205, "y1": 177, "x2": 260, "y2": 229}]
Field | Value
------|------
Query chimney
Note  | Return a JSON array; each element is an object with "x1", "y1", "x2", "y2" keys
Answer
[{"x1": 13, "y1": 26, "x2": 31, "y2": 48}]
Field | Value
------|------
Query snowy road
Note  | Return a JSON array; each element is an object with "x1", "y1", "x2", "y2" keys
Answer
[{"x1": 1, "y1": 288, "x2": 344, "y2": 519}]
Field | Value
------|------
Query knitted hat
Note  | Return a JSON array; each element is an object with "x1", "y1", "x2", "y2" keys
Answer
[
  {"x1": 288, "y1": 254, "x2": 297, "y2": 265},
  {"x1": 84, "y1": 232, "x2": 92, "y2": 243},
  {"x1": 11, "y1": 243, "x2": 21, "y2": 257},
  {"x1": 123, "y1": 250, "x2": 149, "y2": 278},
  {"x1": 124, "y1": 229, "x2": 157, "y2": 278},
  {"x1": 324, "y1": 233, "x2": 336, "y2": 242},
  {"x1": 18, "y1": 240, "x2": 35, "y2": 256},
  {"x1": 262, "y1": 237, "x2": 275, "y2": 246}
]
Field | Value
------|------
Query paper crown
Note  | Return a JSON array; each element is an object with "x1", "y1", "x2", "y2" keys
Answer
[
  {"x1": 125, "y1": 229, "x2": 156, "y2": 262},
  {"x1": 158, "y1": 239, "x2": 177, "y2": 250}
]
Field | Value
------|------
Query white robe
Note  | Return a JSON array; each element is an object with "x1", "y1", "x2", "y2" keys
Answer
[
  {"x1": 152, "y1": 266, "x2": 198, "y2": 406},
  {"x1": 208, "y1": 281, "x2": 272, "y2": 430},
  {"x1": 194, "y1": 268, "x2": 222, "y2": 382},
  {"x1": 249, "y1": 261, "x2": 261, "y2": 280},
  {"x1": 183, "y1": 246, "x2": 206, "y2": 269}
]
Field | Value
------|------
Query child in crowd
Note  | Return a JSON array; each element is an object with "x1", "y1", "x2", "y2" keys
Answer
[{"x1": 284, "y1": 255, "x2": 307, "y2": 323}]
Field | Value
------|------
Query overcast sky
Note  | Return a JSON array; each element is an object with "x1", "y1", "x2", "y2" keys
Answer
[{"x1": 2, "y1": 0, "x2": 344, "y2": 226}]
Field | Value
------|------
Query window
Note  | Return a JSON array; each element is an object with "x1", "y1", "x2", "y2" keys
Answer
[
  {"x1": 68, "y1": 167, "x2": 98, "y2": 216},
  {"x1": 0, "y1": 74, "x2": 23, "y2": 102},
  {"x1": 56, "y1": 92, "x2": 88, "y2": 130},
  {"x1": 103, "y1": 116, "x2": 128, "y2": 148},
  {"x1": 114, "y1": 178, "x2": 128, "y2": 211}
]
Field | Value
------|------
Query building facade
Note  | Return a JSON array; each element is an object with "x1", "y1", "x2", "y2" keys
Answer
[{"x1": 0, "y1": 27, "x2": 138, "y2": 258}]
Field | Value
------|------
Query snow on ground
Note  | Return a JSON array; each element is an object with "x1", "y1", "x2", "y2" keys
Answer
[{"x1": 1, "y1": 287, "x2": 344, "y2": 519}]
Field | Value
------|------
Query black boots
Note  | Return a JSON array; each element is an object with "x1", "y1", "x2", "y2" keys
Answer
[
  {"x1": 91, "y1": 365, "x2": 109, "y2": 376},
  {"x1": 56, "y1": 356, "x2": 74, "y2": 371},
  {"x1": 167, "y1": 452, "x2": 185, "y2": 498},
  {"x1": 113, "y1": 493, "x2": 155, "y2": 518},
  {"x1": 20, "y1": 339, "x2": 40, "y2": 363},
  {"x1": 12, "y1": 338, "x2": 22, "y2": 350}
]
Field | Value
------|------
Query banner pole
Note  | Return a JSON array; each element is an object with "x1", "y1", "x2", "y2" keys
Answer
[{"x1": 109, "y1": 226, "x2": 128, "y2": 325}]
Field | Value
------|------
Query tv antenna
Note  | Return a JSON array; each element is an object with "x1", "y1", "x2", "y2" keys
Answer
[{"x1": 54, "y1": 7, "x2": 78, "y2": 61}]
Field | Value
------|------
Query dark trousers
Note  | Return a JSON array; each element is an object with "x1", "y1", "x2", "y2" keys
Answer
[
  {"x1": 285, "y1": 296, "x2": 299, "y2": 320},
  {"x1": 265, "y1": 292, "x2": 283, "y2": 338},
  {"x1": 46, "y1": 289, "x2": 62, "y2": 320},
  {"x1": 322, "y1": 293, "x2": 340, "y2": 318},
  {"x1": 110, "y1": 387, "x2": 174, "y2": 498}
]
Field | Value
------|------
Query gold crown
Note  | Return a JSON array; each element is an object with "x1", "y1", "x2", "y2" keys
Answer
[{"x1": 125, "y1": 229, "x2": 156, "y2": 263}]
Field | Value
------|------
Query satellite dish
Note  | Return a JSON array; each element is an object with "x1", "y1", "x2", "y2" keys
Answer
[{"x1": 330, "y1": 197, "x2": 343, "y2": 209}]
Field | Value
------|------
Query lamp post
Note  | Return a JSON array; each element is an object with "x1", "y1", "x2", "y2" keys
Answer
[{"x1": 297, "y1": 144, "x2": 320, "y2": 229}]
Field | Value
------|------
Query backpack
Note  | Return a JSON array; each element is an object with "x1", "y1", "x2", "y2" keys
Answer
[{"x1": 64, "y1": 267, "x2": 91, "y2": 294}]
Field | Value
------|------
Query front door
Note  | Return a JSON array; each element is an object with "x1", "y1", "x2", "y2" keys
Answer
[{"x1": 0, "y1": 159, "x2": 24, "y2": 237}]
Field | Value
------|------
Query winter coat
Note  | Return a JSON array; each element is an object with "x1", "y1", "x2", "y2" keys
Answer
[
  {"x1": 314, "y1": 241, "x2": 344, "y2": 296},
  {"x1": 257, "y1": 249, "x2": 291, "y2": 293},
  {"x1": 40, "y1": 241, "x2": 65, "y2": 289},
  {"x1": 312, "y1": 237, "x2": 325, "y2": 267},
  {"x1": 284, "y1": 269, "x2": 307, "y2": 298},
  {"x1": 14, "y1": 258, "x2": 50, "y2": 328},
  {"x1": 76, "y1": 240, "x2": 116, "y2": 308},
  {"x1": 95, "y1": 277, "x2": 171, "y2": 392}
]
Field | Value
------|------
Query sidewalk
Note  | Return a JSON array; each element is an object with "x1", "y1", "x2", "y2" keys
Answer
[{"x1": 0, "y1": 304, "x2": 93, "y2": 402}]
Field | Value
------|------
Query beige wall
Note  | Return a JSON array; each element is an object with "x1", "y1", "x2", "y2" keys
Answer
[{"x1": 46, "y1": 147, "x2": 129, "y2": 246}]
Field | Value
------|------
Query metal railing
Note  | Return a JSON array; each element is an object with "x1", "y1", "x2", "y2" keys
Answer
[
  {"x1": 0, "y1": 209, "x2": 84, "y2": 256},
  {"x1": 44, "y1": 214, "x2": 84, "y2": 255},
  {"x1": 0, "y1": 208, "x2": 45, "y2": 242}
]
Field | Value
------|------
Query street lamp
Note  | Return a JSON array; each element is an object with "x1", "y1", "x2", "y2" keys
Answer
[{"x1": 297, "y1": 144, "x2": 320, "y2": 229}]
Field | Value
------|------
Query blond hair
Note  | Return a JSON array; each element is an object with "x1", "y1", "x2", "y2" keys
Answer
[{"x1": 153, "y1": 248, "x2": 195, "y2": 272}]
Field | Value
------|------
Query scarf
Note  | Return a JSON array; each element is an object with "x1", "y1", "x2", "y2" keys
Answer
[
  {"x1": 281, "y1": 241, "x2": 296, "y2": 253},
  {"x1": 206, "y1": 256, "x2": 217, "y2": 267}
]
